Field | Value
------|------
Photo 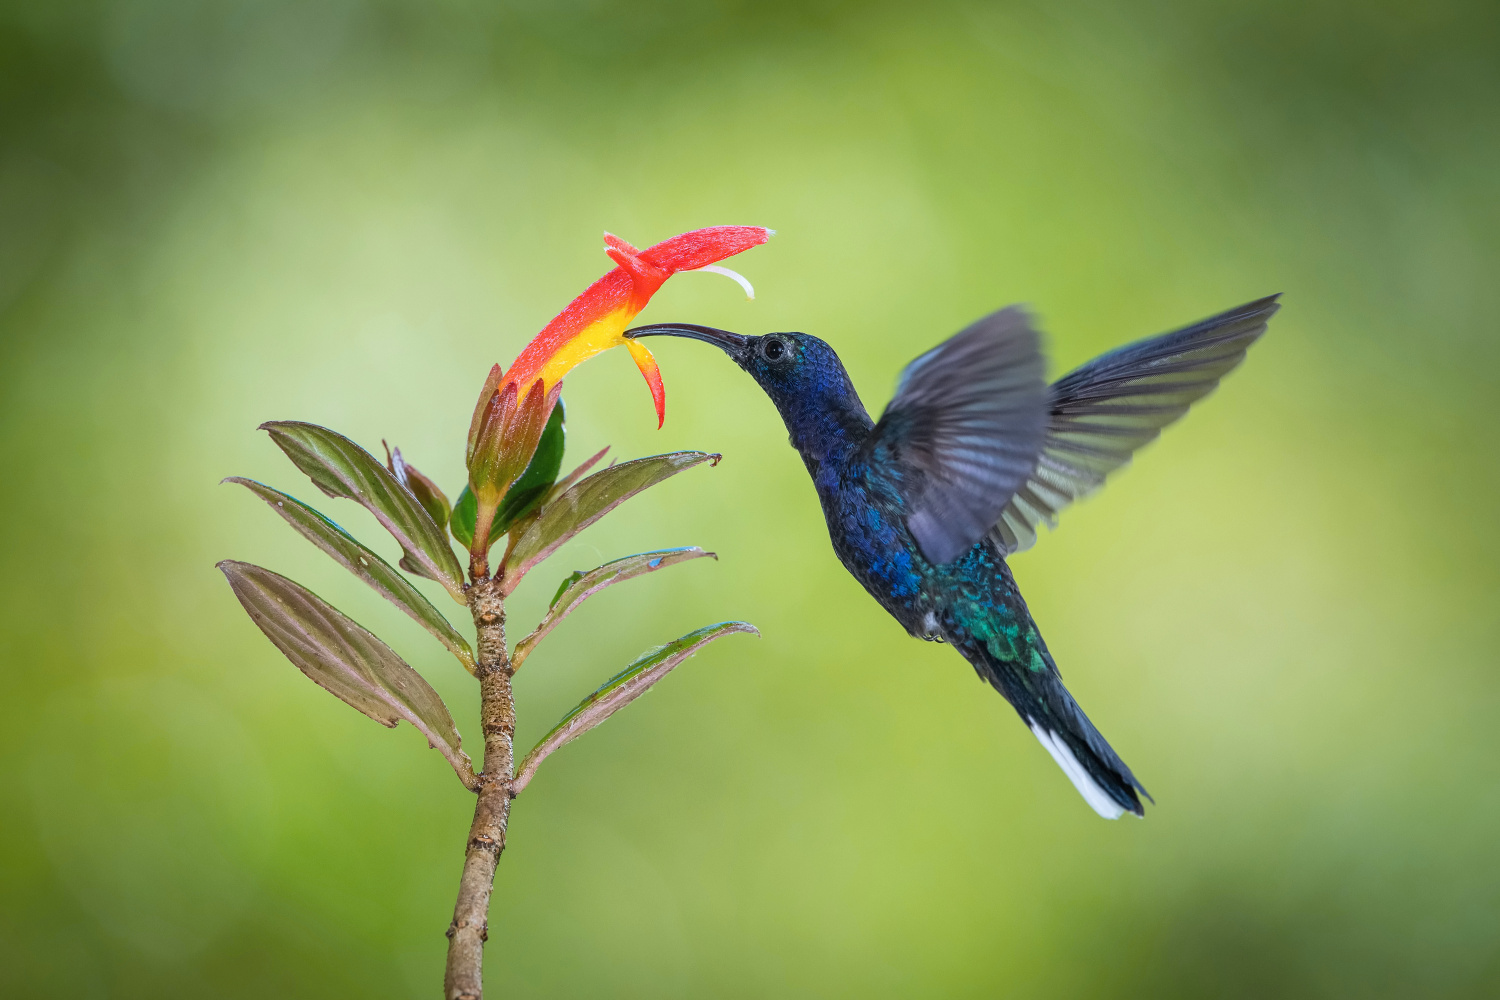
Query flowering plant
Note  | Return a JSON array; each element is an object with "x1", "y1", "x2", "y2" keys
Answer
[
  {"x1": 218, "y1": 226, "x2": 770, "y2": 999},
  {"x1": 461, "y1": 225, "x2": 770, "y2": 577}
]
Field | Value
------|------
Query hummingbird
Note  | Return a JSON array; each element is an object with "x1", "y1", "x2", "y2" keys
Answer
[{"x1": 626, "y1": 295, "x2": 1278, "y2": 818}]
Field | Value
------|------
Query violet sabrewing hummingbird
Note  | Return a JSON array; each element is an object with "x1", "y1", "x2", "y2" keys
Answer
[{"x1": 627, "y1": 295, "x2": 1278, "y2": 818}]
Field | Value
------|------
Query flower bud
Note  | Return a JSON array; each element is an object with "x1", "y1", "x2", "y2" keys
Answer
[{"x1": 466, "y1": 378, "x2": 562, "y2": 511}]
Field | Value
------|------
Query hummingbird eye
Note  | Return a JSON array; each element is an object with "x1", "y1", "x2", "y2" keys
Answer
[{"x1": 761, "y1": 337, "x2": 787, "y2": 361}]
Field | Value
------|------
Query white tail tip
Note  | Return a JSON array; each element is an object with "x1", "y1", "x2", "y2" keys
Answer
[{"x1": 1030, "y1": 724, "x2": 1127, "y2": 819}]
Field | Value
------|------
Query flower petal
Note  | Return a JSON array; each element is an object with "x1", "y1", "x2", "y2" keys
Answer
[
  {"x1": 624, "y1": 338, "x2": 666, "y2": 428},
  {"x1": 637, "y1": 226, "x2": 773, "y2": 273},
  {"x1": 499, "y1": 226, "x2": 773, "y2": 422}
]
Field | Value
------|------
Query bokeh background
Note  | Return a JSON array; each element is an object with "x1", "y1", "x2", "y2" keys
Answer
[{"x1": 3, "y1": 1, "x2": 1498, "y2": 996}]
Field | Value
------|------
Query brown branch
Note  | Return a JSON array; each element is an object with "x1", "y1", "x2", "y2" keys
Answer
[{"x1": 444, "y1": 578, "x2": 514, "y2": 1000}]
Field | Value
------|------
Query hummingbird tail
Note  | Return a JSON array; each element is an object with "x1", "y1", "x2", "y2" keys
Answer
[
  {"x1": 962, "y1": 637, "x2": 1151, "y2": 819},
  {"x1": 1025, "y1": 704, "x2": 1147, "y2": 819}
]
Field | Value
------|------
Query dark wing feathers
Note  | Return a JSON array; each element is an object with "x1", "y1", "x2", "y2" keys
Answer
[
  {"x1": 873, "y1": 307, "x2": 1049, "y2": 565},
  {"x1": 992, "y1": 294, "x2": 1279, "y2": 554}
]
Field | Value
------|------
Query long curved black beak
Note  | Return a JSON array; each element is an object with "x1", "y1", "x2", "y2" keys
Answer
[{"x1": 625, "y1": 323, "x2": 750, "y2": 355}]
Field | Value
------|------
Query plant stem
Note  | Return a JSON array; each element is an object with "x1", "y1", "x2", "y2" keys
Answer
[
  {"x1": 469, "y1": 504, "x2": 498, "y2": 582},
  {"x1": 445, "y1": 577, "x2": 514, "y2": 1000}
]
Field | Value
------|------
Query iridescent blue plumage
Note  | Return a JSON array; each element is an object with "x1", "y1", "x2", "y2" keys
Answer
[{"x1": 628, "y1": 295, "x2": 1278, "y2": 819}]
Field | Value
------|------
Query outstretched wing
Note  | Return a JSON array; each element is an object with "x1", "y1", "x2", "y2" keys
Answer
[
  {"x1": 871, "y1": 307, "x2": 1049, "y2": 565},
  {"x1": 992, "y1": 295, "x2": 1280, "y2": 555}
]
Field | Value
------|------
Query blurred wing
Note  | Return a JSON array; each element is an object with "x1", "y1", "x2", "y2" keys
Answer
[
  {"x1": 872, "y1": 307, "x2": 1049, "y2": 565},
  {"x1": 993, "y1": 295, "x2": 1279, "y2": 555}
]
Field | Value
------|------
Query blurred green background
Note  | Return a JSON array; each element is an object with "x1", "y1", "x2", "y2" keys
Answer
[{"x1": 3, "y1": 1, "x2": 1498, "y2": 996}]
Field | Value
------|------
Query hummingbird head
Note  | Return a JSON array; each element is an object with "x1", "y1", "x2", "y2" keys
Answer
[{"x1": 624, "y1": 324, "x2": 860, "y2": 411}]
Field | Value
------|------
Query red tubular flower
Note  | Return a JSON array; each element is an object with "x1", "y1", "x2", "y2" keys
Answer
[
  {"x1": 462, "y1": 225, "x2": 770, "y2": 570},
  {"x1": 501, "y1": 225, "x2": 772, "y2": 428}
]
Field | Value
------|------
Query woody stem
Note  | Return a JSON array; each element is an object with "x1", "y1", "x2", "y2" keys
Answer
[{"x1": 443, "y1": 578, "x2": 514, "y2": 1000}]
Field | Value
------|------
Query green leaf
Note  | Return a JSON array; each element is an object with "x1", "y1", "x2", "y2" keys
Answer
[
  {"x1": 225, "y1": 478, "x2": 475, "y2": 673},
  {"x1": 449, "y1": 486, "x2": 479, "y2": 549},
  {"x1": 218, "y1": 560, "x2": 477, "y2": 789},
  {"x1": 502, "y1": 451, "x2": 720, "y2": 593},
  {"x1": 511, "y1": 621, "x2": 757, "y2": 794},
  {"x1": 511, "y1": 548, "x2": 716, "y2": 670},
  {"x1": 261, "y1": 422, "x2": 465, "y2": 599}
]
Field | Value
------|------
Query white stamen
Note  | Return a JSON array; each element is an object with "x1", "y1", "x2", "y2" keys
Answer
[{"x1": 692, "y1": 264, "x2": 755, "y2": 300}]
